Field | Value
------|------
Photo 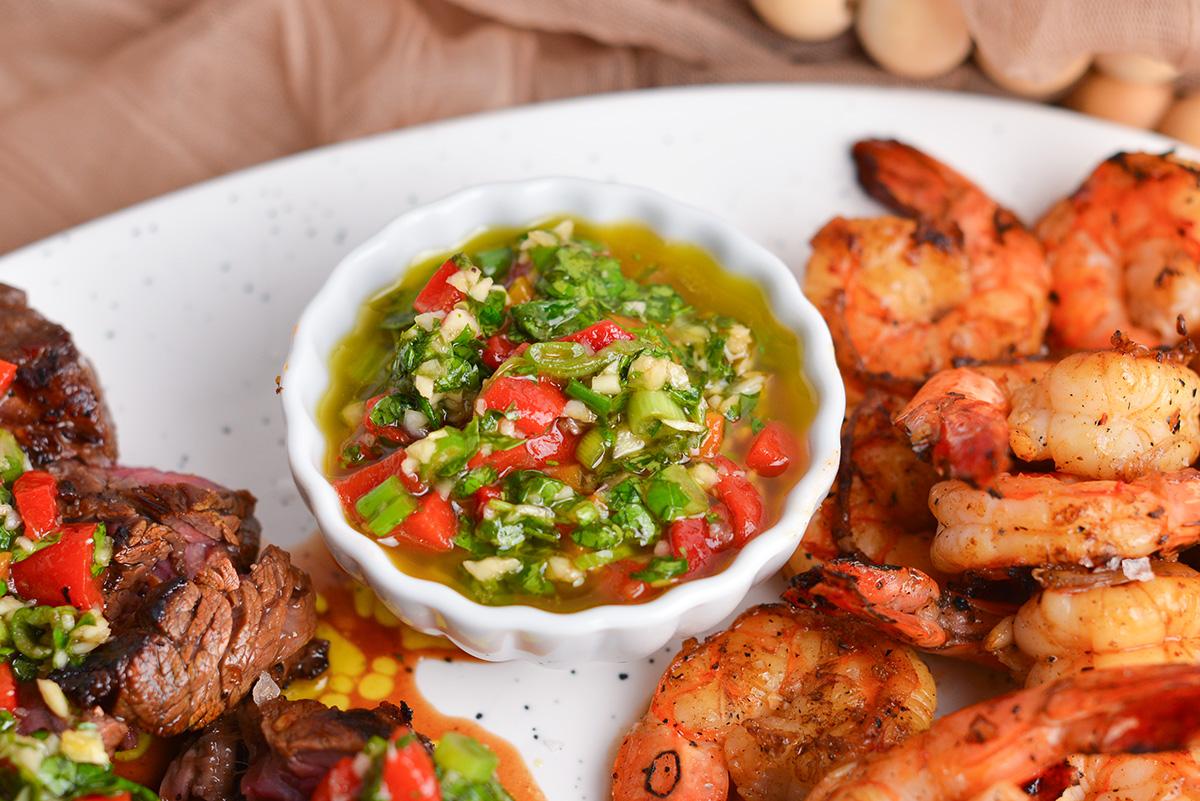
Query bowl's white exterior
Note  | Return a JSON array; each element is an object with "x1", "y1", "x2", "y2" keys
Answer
[{"x1": 281, "y1": 177, "x2": 843, "y2": 666}]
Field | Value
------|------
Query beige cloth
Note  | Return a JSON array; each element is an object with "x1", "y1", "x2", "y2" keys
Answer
[{"x1": 1, "y1": 0, "x2": 1198, "y2": 256}]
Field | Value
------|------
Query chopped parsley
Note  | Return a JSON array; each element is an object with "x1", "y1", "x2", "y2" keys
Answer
[{"x1": 330, "y1": 219, "x2": 780, "y2": 607}]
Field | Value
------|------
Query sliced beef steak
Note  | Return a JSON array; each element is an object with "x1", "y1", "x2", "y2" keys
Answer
[
  {"x1": 157, "y1": 714, "x2": 244, "y2": 801},
  {"x1": 51, "y1": 461, "x2": 261, "y2": 626},
  {"x1": 51, "y1": 545, "x2": 318, "y2": 737},
  {"x1": 159, "y1": 698, "x2": 411, "y2": 801},
  {"x1": 0, "y1": 283, "x2": 116, "y2": 466},
  {"x1": 239, "y1": 699, "x2": 412, "y2": 801}
]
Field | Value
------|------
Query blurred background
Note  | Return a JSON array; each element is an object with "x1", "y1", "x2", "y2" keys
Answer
[{"x1": 3, "y1": 0, "x2": 1200, "y2": 257}]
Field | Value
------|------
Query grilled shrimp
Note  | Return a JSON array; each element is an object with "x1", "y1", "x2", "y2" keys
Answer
[
  {"x1": 784, "y1": 562, "x2": 1006, "y2": 660},
  {"x1": 1037, "y1": 151, "x2": 1200, "y2": 350},
  {"x1": 802, "y1": 139, "x2": 1050, "y2": 386},
  {"x1": 982, "y1": 562, "x2": 1200, "y2": 800},
  {"x1": 1008, "y1": 337, "x2": 1200, "y2": 481},
  {"x1": 610, "y1": 604, "x2": 935, "y2": 801},
  {"x1": 894, "y1": 361, "x2": 1050, "y2": 485},
  {"x1": 804, "y1": 664, "x2": 1200, "y2": 801},
  {"x1": 984, "y1": 562, "x2": 1200, "y2": 686},
  {"x1": 793, "y1": 391, "x2": 941, "y2": 574},
  {"x1": 1052, "y1": 752, "x2": 1200, "y2": 801},
  {"x1": 896, "y1": 335, "x2": 1200, "y2": 485},
  {"x1": 928, "y1": 470, "x2": 1200, "y2": 574}
]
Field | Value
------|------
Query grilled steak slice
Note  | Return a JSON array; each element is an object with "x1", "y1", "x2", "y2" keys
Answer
[
  {"x1": 51, "y1": 462, "x2": 261, "y2": 626},
  {"x1": 239, "y1": 699, "x2": 412, "y2": 801},
  {"x1": 157, "y1": 714, "x2": 243, "y2": 801},
  {"x1": 159, "y1": 698, "x2": 411, "y2": 801},
  {"x1": 51, "y1": 545, "x2": 318, "y2": 737},
  {"x1": 0, "y1": 283, "x2": 116, "y2": 467}
]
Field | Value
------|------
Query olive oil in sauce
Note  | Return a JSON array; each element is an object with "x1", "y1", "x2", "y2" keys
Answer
[
  {"x1": 286, "y1": 536, "x2": 546, "y2": 801},
  {"x1": 319, "y1": 217, "x2": 817, "y2": 612}
]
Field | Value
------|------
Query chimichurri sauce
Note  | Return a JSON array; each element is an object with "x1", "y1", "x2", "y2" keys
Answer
[{"x1": 320, "y1": 218, "x2": 815, "y2": 611}]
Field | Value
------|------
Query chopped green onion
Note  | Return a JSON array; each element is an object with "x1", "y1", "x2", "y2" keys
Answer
[
  {"x1": 565, "y1": 379, "x2": 612, "y2": 416},
  {"x1": 527, "y1": 339, "x2": 643, "y2": 379},
  {"x1": 434, "y1": 732, "x2": 500, "y2": 783},
  {"x1": 573, "y1": 549, "x2": 617, "y2": 571},
  {"x1": 627, "y1": 390, "x2": 687, "y2": 437},
  {"x1": 566, "y1": 500, "x2": 600, "y2": 525},
  {"x1": 527, "y1": 341, "x2": 596, "y2": 378},
  {"x1": 575, "y1": 428, "x2": 608, "y2": 470},
  {"x1": 354, "y1": 476, "x2": 419, "y2": 536}
]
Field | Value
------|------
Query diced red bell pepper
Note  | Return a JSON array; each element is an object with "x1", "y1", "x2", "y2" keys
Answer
[
  {"x1": 0, "y1": 359, "x2": 16, "y2": 395},
  {"x1": 413, "y1": 258, "x2": 466, "y2": 315},
  {"x1": 394, "y1": 492, "x2": 456, "y2": 551},
  {"x1": 334, "y1": 448, "x2": 425, "y2": 512},
  {"x1": 481, "y1": 334, "x2": 528, "y2": 371},
  {"x1": 362, "y1": 395, "x2": 413, "y2": 444},
  {"x1": 13, "y1": 470, "x2": 60, "y2": 540},
  {"x1": 596, "y1": 559, "x2": 652, "y2": 603},
  {"x1": 473, "y1": 485, "x2": 504, "y2": 513},
  {"x1": 469, "y1": 422, "x2": 581, "y2": 479},
  {"x1": 476, "y1": 375, "x2": 567, "y2": 438},
  {"x1": 0, "y1": 662, "x2": 15, "y2": 711},
  {"x1": 746, "y1": 421, "x2": 800, "y2": 478},
  {"x1": 312, "y1": 756, "x2": 362, "y2": 801},
  {"x1": 10, "y1": 522, "x2": 104, "y2": 610},
  {"x1": 667, "y1": 518, "x2": 716, "y2": 573},
  {"x1": 668, "y1": 503, "x2": 733, "y2": 575},
  {"x1": 525, "y1": 423, "x2": 580, "y2": 467},
  {"x1": 382, "y1": 730, "x2": 440, "y2": 801},
  {"x1": 712, "y1": 458, "x2": 764, "y2": 547},
  {"x1": 557, "y1": 320, "x2": 636, "y2": 354}
]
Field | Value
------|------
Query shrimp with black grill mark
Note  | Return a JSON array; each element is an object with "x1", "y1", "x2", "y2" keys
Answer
[
  {"x1": 927, "y1": 469, "x2": 1200, "y2": 575},
  {"x1": 610, "y1": 604, "x2": 935, "y2": 801},
  {"x1": 802, "y1": 139, "x2": 1051, "y2": 387},
  {"x1": 804, "y1": 664, "x2": 1200, "y2": 801},
  {"x1": 1037, "y1": 151, "x2": 1200, "y2": 351}
]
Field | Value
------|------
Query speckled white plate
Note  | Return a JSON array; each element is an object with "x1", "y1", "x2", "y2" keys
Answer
[{"x1": 0, "y1": 84, "x2": 1190, "y2": 801}]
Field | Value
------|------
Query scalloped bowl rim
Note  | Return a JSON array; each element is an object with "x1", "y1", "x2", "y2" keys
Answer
[{"x1": 281, "y1": 177, "x2": 844, "y2": 665}]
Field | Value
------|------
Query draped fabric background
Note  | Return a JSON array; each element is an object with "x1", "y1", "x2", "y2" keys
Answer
[{"x1": 2, "y1": 0, "x2": 1198, "y2": 256}]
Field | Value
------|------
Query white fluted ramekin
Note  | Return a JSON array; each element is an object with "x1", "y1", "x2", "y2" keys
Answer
[{"x1": 281, "y1": 177, "x2": 843, "y2": 667}]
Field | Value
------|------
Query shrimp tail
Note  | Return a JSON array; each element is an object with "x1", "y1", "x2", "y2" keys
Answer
[
  {"x1": 784, "y1": 562, "x2": 949, "y2": 649},
  {"x1": 853, "y1": 138, "x2": 975, "y2": 222},
  {"x1": 893, "y1": 366, "x2": 1013, "y2": 486}
]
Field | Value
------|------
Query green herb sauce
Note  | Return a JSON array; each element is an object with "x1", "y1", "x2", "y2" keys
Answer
[{"x1": 320, "y1": 217, "x2": 815, "y2": 611}]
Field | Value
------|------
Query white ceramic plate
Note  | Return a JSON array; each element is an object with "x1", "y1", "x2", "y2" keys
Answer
[{"x1": 0, "y1": 84, "x2": 1189, "y2": 801}]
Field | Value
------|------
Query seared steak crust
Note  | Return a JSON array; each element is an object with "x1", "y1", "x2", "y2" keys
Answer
[
  {"x1": 52, "y1": 462, "x2": 261, "y2": 625},
  {"x1": 0, "y1": 283, "x2": 116, "y2": 466},
  {"x1": 51, "y1": 545, "x2": 318, "y2": 737}
]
